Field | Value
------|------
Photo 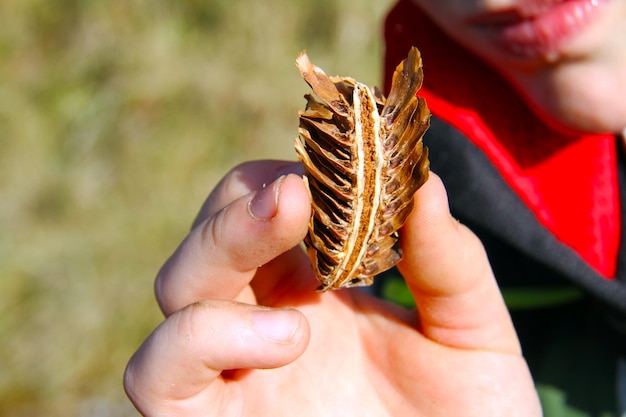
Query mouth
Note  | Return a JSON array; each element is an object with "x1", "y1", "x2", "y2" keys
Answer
[{"x1": 468, "y1": 0, "x2": 609, "y2": 60}]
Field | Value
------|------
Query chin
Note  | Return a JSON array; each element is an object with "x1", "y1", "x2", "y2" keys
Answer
[{"x1": 549, "y1": 86, "x2": 626, "y2": 135}]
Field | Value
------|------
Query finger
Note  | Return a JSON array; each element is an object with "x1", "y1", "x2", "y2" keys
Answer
[
  {"x1": 156, "y1": 173, "x2": 311, "y2": 316},
  {"x1": 397, "y1": 173, "x2": 520, "y2": 354},
  {"x1": 124, "y1": 300, "x2": 309, "y2": 415},
  {"x1": 192, "y1": 160, "x2": 303, "y2": 229}
]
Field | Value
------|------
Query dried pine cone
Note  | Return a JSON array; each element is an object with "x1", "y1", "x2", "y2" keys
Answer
[{"x1": 295, "y1": 47, "x2": 430, "y2": 291}]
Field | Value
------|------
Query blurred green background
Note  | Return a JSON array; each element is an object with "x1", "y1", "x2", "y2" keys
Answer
[{"x1": 0, "y1": 0, "x2": 392, "y2": 415}]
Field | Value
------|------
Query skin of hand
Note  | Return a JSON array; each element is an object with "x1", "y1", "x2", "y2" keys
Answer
[{"x1": 124, "y1": 159, "x2": 541, "y2": 417}]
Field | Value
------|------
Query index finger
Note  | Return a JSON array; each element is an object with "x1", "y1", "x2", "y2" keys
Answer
[{"x1": 155, "y1": 171, "x2": 311, "y2": 316}]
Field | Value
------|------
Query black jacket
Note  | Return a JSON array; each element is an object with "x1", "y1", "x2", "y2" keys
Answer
[{"x1": 425, "y1": 116, "x2": 626, "y2": 318}]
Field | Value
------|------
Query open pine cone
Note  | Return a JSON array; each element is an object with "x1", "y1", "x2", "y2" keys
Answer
[{"x1": 295, "y1": 47, "x2": 430, "y2": 291}]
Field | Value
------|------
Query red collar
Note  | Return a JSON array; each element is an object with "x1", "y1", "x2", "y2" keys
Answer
[{"x1": 384, "y1": 0, "x2": 619, "y2": 279}]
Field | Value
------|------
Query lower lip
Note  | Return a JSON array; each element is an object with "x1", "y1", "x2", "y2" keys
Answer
[{"x1": 492, "y1": 0, "x2": 609, "y2": 59}]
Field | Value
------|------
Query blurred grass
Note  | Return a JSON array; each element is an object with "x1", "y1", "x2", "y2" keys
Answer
[{"x1": 0, "y1": 0, "x2": 392, "y2": 415}]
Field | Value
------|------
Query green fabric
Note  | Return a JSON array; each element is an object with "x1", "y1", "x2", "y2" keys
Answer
[
  {"x1": 381, "y1": 275, "x2": 585, "y2": 310},
  {"x1": 537, "y1": 384, "x2": 615, "y2": 417},
  {"x1": 380, "y1": 275, "x2": 415, "y2": 308},
  {"x1": 502, "y1": 286, "x2": 584, "y2": 310},
  {"x1": 379, "y1": 277, "x2": 619, "y2": 416}
]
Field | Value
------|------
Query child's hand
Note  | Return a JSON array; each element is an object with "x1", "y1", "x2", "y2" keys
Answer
[{"x1": 124, "y1": 159, "x2": 540, "y2": 416}]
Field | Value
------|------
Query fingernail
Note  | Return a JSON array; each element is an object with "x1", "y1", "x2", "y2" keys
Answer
[
  {"x1": 248, "y1": 175, "x2": 285, "y2": 221},
  {"x1": 251, "y1": 308, "x2": 300, "y2": 343}
]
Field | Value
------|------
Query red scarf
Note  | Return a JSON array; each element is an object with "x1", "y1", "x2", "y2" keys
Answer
[{"x1": 384, "y1": 0, "x2": 619, "y2": 279}]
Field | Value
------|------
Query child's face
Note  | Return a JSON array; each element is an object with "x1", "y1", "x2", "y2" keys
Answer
[{"x1": 412, "y1": 0, "x2": 626, "y2": 134}]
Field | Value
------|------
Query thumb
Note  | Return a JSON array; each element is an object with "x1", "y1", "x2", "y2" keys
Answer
[{"x1": 397, "y1": 173, "x2": 520, "y2": 354}]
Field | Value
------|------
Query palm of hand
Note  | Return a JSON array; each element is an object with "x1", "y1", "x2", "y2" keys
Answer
[{"x1": 209, "y1": 255, "x2": 535, "y2": 417}]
